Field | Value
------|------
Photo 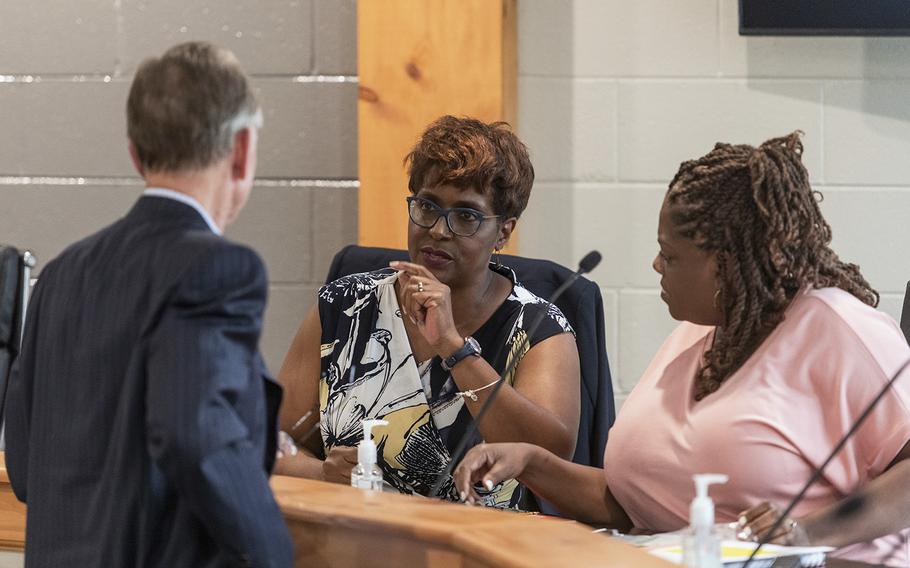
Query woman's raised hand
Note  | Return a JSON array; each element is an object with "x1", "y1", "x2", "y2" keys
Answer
[
  {"x1": 453, "y1": 443, "x2": 536, "y2": 504},
  {"x1": 391, "y1": 261, "x2": 462, "y2": 355}
]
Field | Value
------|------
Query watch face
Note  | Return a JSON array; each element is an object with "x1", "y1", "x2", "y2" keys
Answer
[{"x1": 442, "y1": 336, "x2": 483, "y2": 371}]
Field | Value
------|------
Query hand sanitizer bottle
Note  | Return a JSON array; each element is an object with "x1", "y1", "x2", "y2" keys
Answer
[
  {"x1": 682, "y1": 473, "x2": 728, "y2": 568},
  {"x1": 350, "y1": 419, "x2": 388, "y2": 492}
]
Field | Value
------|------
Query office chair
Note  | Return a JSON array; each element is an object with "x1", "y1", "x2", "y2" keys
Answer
[{"x1": 325, "y1": 245, "x2": 616, "y2": 471}]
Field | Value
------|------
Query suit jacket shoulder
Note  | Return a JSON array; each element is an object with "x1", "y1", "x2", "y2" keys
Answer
[{"x1": 170, "y1": 237, "x2": 268, "y2": 307}]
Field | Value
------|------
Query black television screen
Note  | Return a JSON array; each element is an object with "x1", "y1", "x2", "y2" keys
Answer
[{"x1": 740, "y1": 0, "x2": 910, "y2": 36}]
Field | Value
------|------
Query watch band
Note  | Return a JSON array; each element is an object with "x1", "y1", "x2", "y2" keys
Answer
[{"x1": 441, "y1": 336, "x2": 481, "y2": 371}]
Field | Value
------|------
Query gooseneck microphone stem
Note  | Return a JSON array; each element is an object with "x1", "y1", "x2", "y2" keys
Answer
[
  {"x1": 742, "y1": 355, "x2": 910, "y2": 568},
  {"x1": 428, "y1": 251, "x2": 602, "y2": 498}
]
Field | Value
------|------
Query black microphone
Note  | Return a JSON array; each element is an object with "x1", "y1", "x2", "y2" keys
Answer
[
  {"x1": 742, "y1": 355, "x2": 910, "y2": 568},
  {"x1": 428, "y1": 250, "x2": 602, "y2": 498},
  {"x1": 578, "y1": 250, "x2": 602, "y2": 275}
]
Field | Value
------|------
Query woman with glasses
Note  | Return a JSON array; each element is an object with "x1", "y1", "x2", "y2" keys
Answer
[{"x1": 275, "y1": 115, "x2": 580, "y2": 508}]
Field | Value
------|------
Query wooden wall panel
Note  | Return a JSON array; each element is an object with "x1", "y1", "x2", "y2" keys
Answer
[{"x1": 358, "y1": 0, "x2": 518, "y2": 249}]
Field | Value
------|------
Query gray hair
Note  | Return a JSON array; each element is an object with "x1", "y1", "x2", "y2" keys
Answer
[{"x1": 127, "y1": 42, "x2": 261, "y2": 173}]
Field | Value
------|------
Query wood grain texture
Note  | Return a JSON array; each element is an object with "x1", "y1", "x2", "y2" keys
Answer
[
  {"x1": 357, "y1": 0, "x2": 518, "y2": 250},
  {"x1": 0, "y1": 455, "x2": 25, "y2": 552},
  {"x1": 0, "y1": 454, "x2": 674, "y2": 566},
  {"x1": 270, "y1": 474, "x2": 674, "y2": 568}
]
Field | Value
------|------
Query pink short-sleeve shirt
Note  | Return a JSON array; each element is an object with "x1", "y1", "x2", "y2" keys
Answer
[{"x1": 604, "y1": 288, "x2": 910, "y2": 565}]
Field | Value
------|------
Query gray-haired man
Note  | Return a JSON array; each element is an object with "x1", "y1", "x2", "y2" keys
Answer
[{"x1": 5, "y1": 42, "x2": 294, "y2": 567}]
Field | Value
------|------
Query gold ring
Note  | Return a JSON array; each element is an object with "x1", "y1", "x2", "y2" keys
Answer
[{"x1": 416, "y1": 280, "x2": 424, "y2": 293}]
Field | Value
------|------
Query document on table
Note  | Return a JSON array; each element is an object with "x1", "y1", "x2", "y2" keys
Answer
[
  {"x1": 647, "y1": 540, "x2": 832, "y2": 567},
  {"x1": 604, "y1": 529, "x2": 832, "y2": 567}
]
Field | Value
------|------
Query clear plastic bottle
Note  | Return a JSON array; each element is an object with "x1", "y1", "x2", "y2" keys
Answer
[
  {"x1": 350, "y1": 419, "x2": 388, "y2": 492},
  {"x1": 682, "y1": 473, "x2": 728, "y2": 568}
]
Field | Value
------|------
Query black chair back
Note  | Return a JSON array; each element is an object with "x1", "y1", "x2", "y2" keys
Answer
[
  {"x1": 0, "y1": 246, "x2": 26, "y2": 426},
  {"x1": 901, "y1": 281, "x2": 910, "y2": 344},
  {"x1": 324, "y1": 245, "x2": 616, "y2": 471}
]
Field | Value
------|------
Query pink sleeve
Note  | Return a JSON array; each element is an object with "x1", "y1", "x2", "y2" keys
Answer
[
  {"x1": 848, "y1": 364, "x2": 910, "y2": 480},
  {"x1": 812, "y1": 303, "x2": 910, "y2": 488}
]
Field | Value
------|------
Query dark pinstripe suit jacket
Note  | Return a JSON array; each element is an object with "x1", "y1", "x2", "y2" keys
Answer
[{"x1": 4, "y1": 196, "x2": 294, "y2": 567}]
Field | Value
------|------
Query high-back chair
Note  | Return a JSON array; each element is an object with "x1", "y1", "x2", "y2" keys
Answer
[
  {"x1": 324, "y1": 245, "x2": 616, "y2": 474},
  {"x1": 0, "y1": 246, "x2": 35, "y2": 427},
  {"x1": 901, "y1": 281, "x2": 910, "y2": 344}
]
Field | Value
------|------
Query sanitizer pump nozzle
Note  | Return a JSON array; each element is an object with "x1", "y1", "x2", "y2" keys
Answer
[
  {"x1": 683, "y1": 473, "x2": 728, "y2": 568},
  {"x1": 351, "y1": 419, "x2": 388, "y2": 491}
]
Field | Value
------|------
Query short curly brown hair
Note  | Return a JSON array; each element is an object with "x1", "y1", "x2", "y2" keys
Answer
[{"x1": 405, "y1": 115, "x2": 534, "y2": 219}]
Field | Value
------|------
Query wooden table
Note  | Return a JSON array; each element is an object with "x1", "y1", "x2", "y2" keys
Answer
[
  {"x1": 271, "y1": 475, "x2": 672, "y2": 567},
  {"x1": 0, "y1": 453, "x2": 884, "y2": 566},
  {"x1": 0, "y1": 452, "x2": 671, "y2": 566},
  {"x1": 0, "y1": 456, "x2": 24, "y2": 552}
]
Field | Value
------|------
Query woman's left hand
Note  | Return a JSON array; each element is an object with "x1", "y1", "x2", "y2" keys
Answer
[
  {"x1": 736, "y1": 501, "x2": 811, "y2": 546},
  {"x1": 391, "y1": 261, "x2": 462, "y2": 355}
]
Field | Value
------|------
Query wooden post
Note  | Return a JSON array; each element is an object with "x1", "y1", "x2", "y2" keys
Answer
[{"x1": 357, "y1": 0, "x2": 518, "y2": 249}]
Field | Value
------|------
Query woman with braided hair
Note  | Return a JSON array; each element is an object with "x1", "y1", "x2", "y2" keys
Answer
[{"x1": 454, "y1": 132, "x2": 910, "y2": 565}]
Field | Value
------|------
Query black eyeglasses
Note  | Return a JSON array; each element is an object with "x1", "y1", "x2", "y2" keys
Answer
[{"x1": 406, "y1": 196, "x2": 500, "y2": 237}]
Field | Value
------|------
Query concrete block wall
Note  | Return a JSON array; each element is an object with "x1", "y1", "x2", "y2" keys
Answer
[
  {"x1": 0, "y1": 0, "x2": 359, "y2": 372},
  {"x1": 517, "y1": 0, "x2": 910, "y2": 408}
]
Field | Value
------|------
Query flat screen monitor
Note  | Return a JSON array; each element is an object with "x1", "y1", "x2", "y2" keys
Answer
[{"x1": 740, "y1": 1, "x2": 910, "y2": 36}]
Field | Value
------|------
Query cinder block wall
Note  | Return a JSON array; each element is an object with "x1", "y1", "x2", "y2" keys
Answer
[
  {"x1": 0, "y1": 0, "x2": 359, "y2": 372},
  {"x1": 517, "y1": 0, "x2": 910, "y2": 407}
]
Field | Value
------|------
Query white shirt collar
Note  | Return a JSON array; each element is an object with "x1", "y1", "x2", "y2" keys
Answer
[{"x1": 142, "y1": 187, "x2": 222, "y2": 235}]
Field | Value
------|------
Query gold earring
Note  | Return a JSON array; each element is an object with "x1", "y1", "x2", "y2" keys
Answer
[
  {"x1": 713, "y1": 289, "x2": 721, "y2": 310},
  {"x1": 493, "y1": 248, "x2": 502, "y2": 270}
]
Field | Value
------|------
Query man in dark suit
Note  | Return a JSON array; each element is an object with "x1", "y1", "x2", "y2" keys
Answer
[{"x1": 4, "y1": 42, "x2": 294, "y2": 567}]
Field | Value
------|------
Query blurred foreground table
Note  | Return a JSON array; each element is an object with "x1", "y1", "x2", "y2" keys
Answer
[
  {"x1": 0, "y1": 452, "x2": 671, "y2": 566},
  {"x1": 0, "y1": 453, "x2": 877, "y2": 566},
  {"x1": 271, "y1": 475, "x2": 672, "y2": 567}
]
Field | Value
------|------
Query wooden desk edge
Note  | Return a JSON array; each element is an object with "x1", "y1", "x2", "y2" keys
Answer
[
  {"x1": 0, "y1": 455, "x2": 672, "y2": 567},
  {"x1": 0, "y1": 454, "x2": 24, "y2": 552},
  {"x1": 271, "y1": 475, "x2": 673, "y2": 567},
  {"x1": 0, "y1": 454, "x2": 9, "y2": 484}
]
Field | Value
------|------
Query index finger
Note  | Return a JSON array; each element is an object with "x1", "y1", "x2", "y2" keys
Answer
[
  {"x1": 454, "y1": 450, "x2": 492, "y2": 499},
  {"x1": 390, "y1": 260, "x2": 434, "y2": 279},
  {"x1": 738, "y1": 501, "x2": 773, "y2": 525}
]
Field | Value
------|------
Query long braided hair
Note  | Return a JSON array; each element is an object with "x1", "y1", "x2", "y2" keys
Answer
[{"x1": 667, "y1": 132, "x2": 878, "y2": 400}]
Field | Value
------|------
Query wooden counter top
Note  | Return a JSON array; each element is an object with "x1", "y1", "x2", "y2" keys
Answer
[
  {"x1": 0, "y1": 453, "x2": 672, "y2": 567},
  {"x1": 270, "y1": 475, "x2": 671, "y2": 567}
]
